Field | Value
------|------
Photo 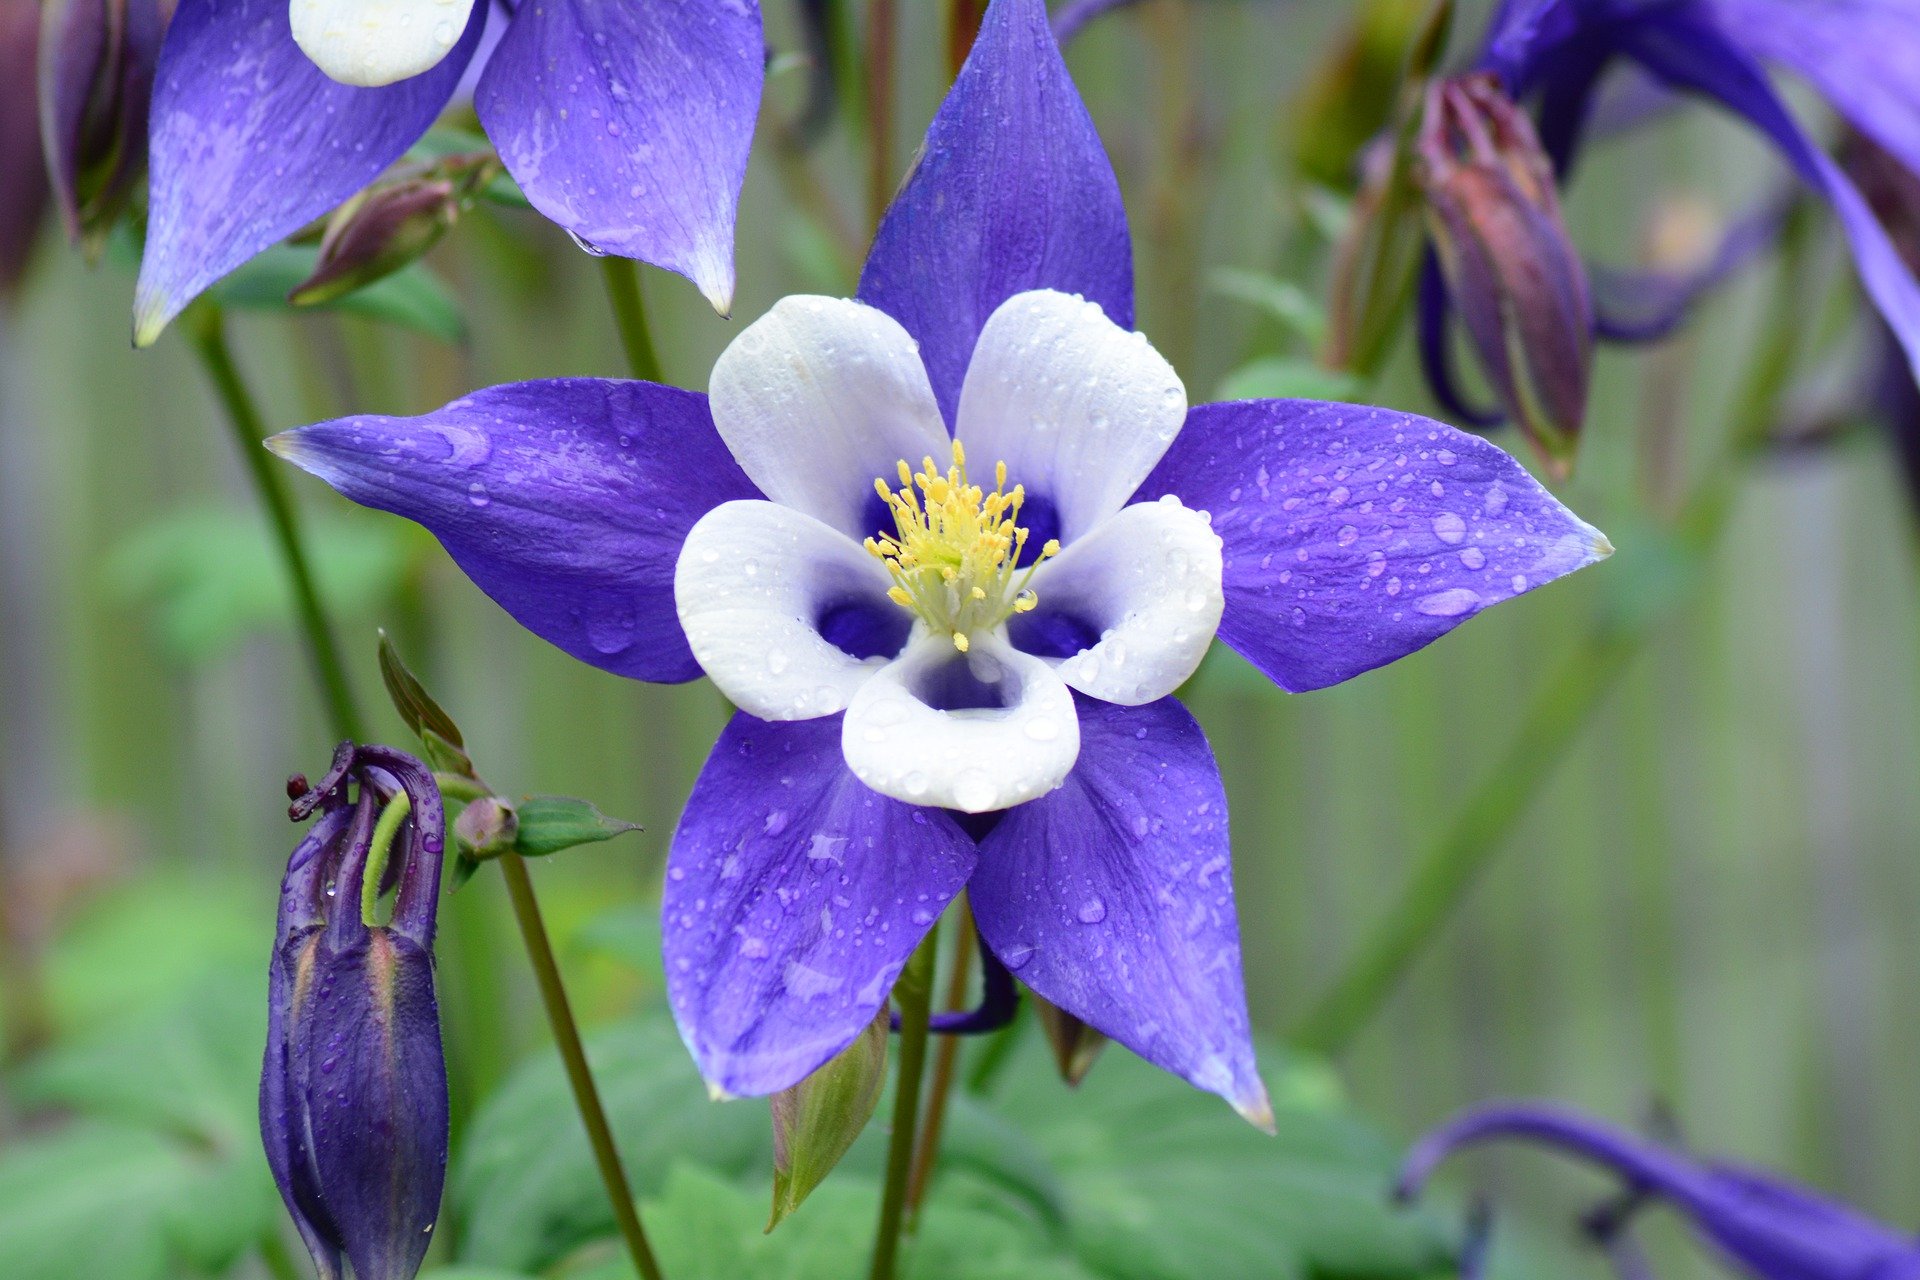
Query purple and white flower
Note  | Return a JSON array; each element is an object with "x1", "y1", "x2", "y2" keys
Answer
[
  {"x1": 133, "y1": 0, "x2": 764, "y2": 344},
  {"x1": 270, "y1": 0, "x2": 1610, "y2": 1122},
  {"x1": 1422, "y1": 0, "x2": 1920, "y2": 423}
]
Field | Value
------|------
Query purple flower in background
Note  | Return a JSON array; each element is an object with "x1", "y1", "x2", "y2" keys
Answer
[
  {"x1": 269, "y1": 0, "x2": 1609, "y2": 1121},
  {"x1": 266, "y1": 744, "x2": 449, "y2": 1280},
  {"x1": 132, "y1": 0, "x2": 764, "y2": 345},
  {"x1": 0, "y1": 0, "x2": 47, "y2": 299},
  {"x1": 1422, "y1": 0, "x2": 1920, "y2": 423},
  {"x1": 1397, "y1": 1101, "x2": 1920, "y2": 1280}
]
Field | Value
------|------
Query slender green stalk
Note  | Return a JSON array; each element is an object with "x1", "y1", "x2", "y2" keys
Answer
[
  {"x1": 868, "y1": 929, "x2": 939, "y2": 1280},
  {"x1": 866, "y1": 0, "x2": 898, "y2": 234},
  {"x1": 189, "y1": 306, "x2": 363, "y2": 742},
  {"x1": 599, "y1": 257, "x2": 666, "y2": 384},
  {"x1": 499, "y1": 852, "x2": 666, "y2": 1280},
  {"x1": 1290, "y1": 203, "x2": 1820, "y2": 1056},
  {"x1": 905, "y1": 909, "x2": 975, "y2": 1223}
]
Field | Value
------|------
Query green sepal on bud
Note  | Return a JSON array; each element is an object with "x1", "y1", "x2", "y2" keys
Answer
[
  {"x1": 1322, "y1": 0, "x2": 1455, "y2": 376},
  {"x1": 512, "y1": 795, "x2": 642, "y2": 858},
  {"x1": 1033, "y1": 995, "x2": 1107, "y2": 1087},
  {"x1": 767, "y1": 1008, "x2": 889, "y2": 1232},
  {"x1": 290, "y1": 153, "x2": 498, "y2": 309},
  {"x1": 377, "y1": 630, "x2": 473, "y2": 778}
]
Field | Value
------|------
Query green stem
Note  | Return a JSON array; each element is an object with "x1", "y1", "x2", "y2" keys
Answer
[
  {"x1": 499, "y1": 852, "x2": 666, "y2": 1280},
  {"x1": 189, "y1": 306, "x2": 363, "y2": 742},
  {"x1": 866, "y1": 0, "x2": 898, "y2": 234},
  {"x1": 868, "y1": 929, "x2": 939, "y2": 1280},
  {"x1": 905, "y1": 908, "x2": 974, "y2": 1223},
  {"x1": 1289, "y1": 201, "x2": 1820, "y2": 1057},
  {"x1": 599, "y1": 257, "x2": 665, "y2": 384}
]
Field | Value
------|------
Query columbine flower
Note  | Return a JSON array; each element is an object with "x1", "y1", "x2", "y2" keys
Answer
[
  {"x1": 1421, "y1": 0, "x2": 1920, "y2": 433},
  {"x1": 265, "y1": 743, "x2": 448, "y2": 1280},
  {"x1": 269, "y1": 0, "x2": 1609, "y2": 1122},
  {"x1": 1397, "y1": 1101, "x2": 1920, "y2": 1280},
  {"x1": 131, "y1": 0, "x2": 764, "y2": 345}
]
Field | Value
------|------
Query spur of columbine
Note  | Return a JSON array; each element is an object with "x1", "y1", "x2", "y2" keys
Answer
[
  {"x1": 269, "y1": 0, "x2": 1610, "y2": 1123},
  {"x1": 1398, "y1": 1101, "x2": 1920, "y2": 1280},
  {"x1": 132, "y1": 0, "x2": 763, "y2": 344}
]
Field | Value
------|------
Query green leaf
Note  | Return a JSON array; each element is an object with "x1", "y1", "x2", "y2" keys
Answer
[
  {"x1": 982, "y1": 1041, "x2": 1459, "y2": 1280},
  {"x1": 0, "y1": 1125, "x2": 199, "y2": 1280},
  {"x1": 5, "y1": 977, "x2": 279, "y2": 1276},
  {"x1": 451, "y1": 1016, "x2": 773, "y2": 1271},
  {"x1": 211, "y1": 243, "x2": 467, "y2": 342},
  {"x1": 513, "y1": 795, "x2": 643, "y2": 858},
  {"x1": 769, "y1": 1010, "x2": 888, "y2": 1230},
  {"x1": 1213, "y1": 357, "x2": 1367, "y2": 404},
  {"x1": 563, "y1": 1165, "x2": 1099, "y2": 1280},
  {"x1": 379, "y1": 630, "x2": 475, "y2": 775},
  {"x1": 1207, "y1": 268, "x2": 1328, "y2": 345},
  {"x1": 105, "y1": 505, "x2": 412, "y2": 663}
]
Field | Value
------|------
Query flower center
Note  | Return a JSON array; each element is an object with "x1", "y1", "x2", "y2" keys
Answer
[{"x1": 865, "y1": 440, "x2": 1059, "y2": 653}]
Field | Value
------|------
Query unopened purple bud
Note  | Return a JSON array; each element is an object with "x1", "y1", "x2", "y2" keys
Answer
[
  {"x1": 0, "y1": 0, "x2": 47, "y2": 299},
  {"x1": 36, "y1": 0, "x2": 171, "y2": 254},
  {"x1": 1843, "y1": 129, "x2": 1920, "y2": 277},
  {"x1": 265, "y1": 745, "x2": 449, "y2": 1280},
  {"x1": 1417, "y1": 74, "x2": 1593, "y2": 479},
  {"x1": 290, "y1": 174, "x2": 463, "y2": 308}
]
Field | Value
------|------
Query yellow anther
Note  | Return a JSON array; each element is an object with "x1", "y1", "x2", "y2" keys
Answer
[{"x1": 865, "y1": 441, "x2": 1059, "y2": 645}]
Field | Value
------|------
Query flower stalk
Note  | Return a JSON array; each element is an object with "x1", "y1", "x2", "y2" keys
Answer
[
  {"x1": 599, "y1": 256, "x2": 666, "y2": 384},
  {"x1": 905, "y1": 910, "x2": 976, "y2": 1223},
  {"x1": 188, "y1": 305, "x2": 362, "y2": 742},
  {"x1": 868, "y1": 928, "x2": 939, "y2": 1280},
  {"x1": 497, "y1": 850, "x2": 666, "y2": 1280}
]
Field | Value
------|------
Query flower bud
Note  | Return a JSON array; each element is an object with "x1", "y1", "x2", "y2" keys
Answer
[
  {"x1": 37, "y1": 0, "x2": 172, "y2": 255},
  {"x1": 1033, "y1": 994, "x2": 1106, "y2": 1087},
  {"x1": 265, "y1": 745, "x2": 448, "y2": 1280},
  {"x1": 1416, "y1": 74, "x2": 1593, "y2": 479},
  {"x1": 290, "y1": 156, "x2": 495, "y2": 307},
  {"x1": 0, "y1": 0, "x2": 47, "y2": 299},
  {"x1": 453, "y1": 794, "x2": 517, "y2": 859}
]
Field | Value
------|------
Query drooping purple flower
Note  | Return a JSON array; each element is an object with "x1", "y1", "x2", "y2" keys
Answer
[
  {"x1": 268, "y1": 0, "x2": 1611, "y2": 1124},
  {"x1": 133, "y1": 0, "x2": 764, "y2": 345},
  {"x1": 1397, "y1": 1101, "x2": 1920, "y2": 1280},
  {"x1": 266, "y1": 743, "x2": 449, "y2": 1280},
  {"x1": 1426, "y1": 0, "x2": 1920, "y2": 400}
]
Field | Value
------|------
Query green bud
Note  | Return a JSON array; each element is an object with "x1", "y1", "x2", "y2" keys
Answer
[
  {"x1": 512, "y1": 795, "x2": 641, "y2": 858},
  {"x1": 453, "y1": 795, "x2": 518, "y2": 859},
  {"x1": 768, "y1": 1008, "x2": 888, "y2": 1231}
]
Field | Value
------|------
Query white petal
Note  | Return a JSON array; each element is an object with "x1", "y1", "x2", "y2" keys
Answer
[
  {"x1": 955, "y1": 289, "x2": 1187, "y2": 543},
  {"x1": 708, "y1": 296, "x2": 951, "y2": 538},
  {"x1": 842, "y1": 634, "x2": 1080, "y2": 814},
  {"x1": 290, "y1": 0, "x2": 475, "y2": 87},
  {"x1": 1033, "y1": 497, "x2": 1224, "y2": 706},
  {"x1": 675, "y1": 500, "x2": 899, "y2": 720}
]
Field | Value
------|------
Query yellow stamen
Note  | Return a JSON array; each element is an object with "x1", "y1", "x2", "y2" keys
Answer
[{"x1": 866, "y1": 439, "x2": 1058, "y2": 650}]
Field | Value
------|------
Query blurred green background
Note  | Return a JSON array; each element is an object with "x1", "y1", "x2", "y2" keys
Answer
[{"x1": 2, "y1": 0, "x2": 1918, "y2": 1273}]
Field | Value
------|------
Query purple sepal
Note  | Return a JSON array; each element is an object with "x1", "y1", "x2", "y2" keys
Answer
[
  {"x1": 265, "y1": 747, "x2": 450, "y2": 1280},
  {"x1": 857, "y1": 0, "x2": 1132, "y2": 423},
  {"x1": 474, "y1": 0, "x2": 764, "y2": 312},
  {"x1": 1137, "y1": 399, "x2": 1611, "y2": 693},
  {"x1": 663, "y1": 712, "x2": 975, "y2": 1097},
  {"x1": 970, "y1": 696, "x2": 1270, "y2": 1127},
  {"x1": 1398, "y1": 1102, "x2": 1920, "y2": 1280},
  {"x1": 269, "y1": 379, "x2": 759, "y2": 684},
  {"x1": 1617, "y1": 7, "x2": 1920, "y2": 385},
  {"x1": 134, "y1": 0, "x2": 485, "y2": 345}
]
